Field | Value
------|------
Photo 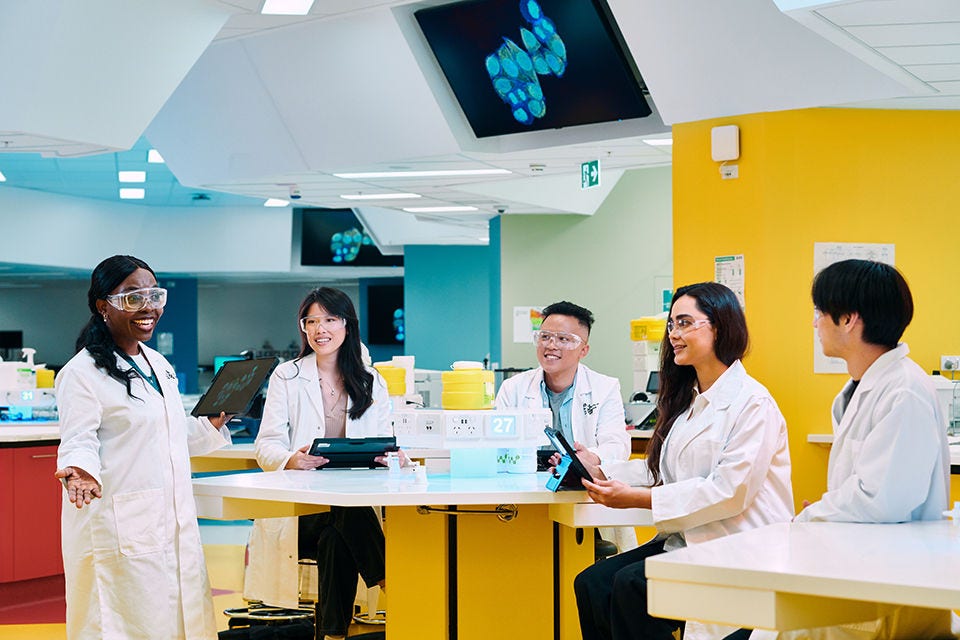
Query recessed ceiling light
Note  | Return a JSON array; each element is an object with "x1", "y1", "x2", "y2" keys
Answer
[
  {"x1": 119, "y1": 188, "x2": 144, "y2": 200},
  {"x1": 335, "y1": 169, "x2": 511, "y2": 179},
  {"x1": 402, "y1": 206, "x2": 479, "y2": 213},
  {"x1": 339, "y1": 193, "x2": 422, "y2": 200},
  {"x1": 147, "y1": 149, "x2": 165, "y2": 164},
  {"x1": 642, "y1": 138, "x2": 673, "y2": 146},
  {"x1": 0, "y1": 169, "x2": 6, "y2": 182},
  {"x1": 118, "y1": 171, "x2": 146, "y2": 183},
  {"x1": 261, "y1": 0, "x2": 314, "y2": 15},
  {"x1": 264, "y1": 198, "x2": 290, "y2": 207}
]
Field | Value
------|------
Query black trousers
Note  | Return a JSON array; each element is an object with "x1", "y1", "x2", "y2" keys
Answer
[
  {"x1": 298, "y1": 506, "x2": 385, "y2": 637},
  {"x1": 574, "y1": 538, "x2": 684, "y2": 640}
]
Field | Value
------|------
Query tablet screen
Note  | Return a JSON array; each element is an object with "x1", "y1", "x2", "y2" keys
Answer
[
  {"x1": 308, "y1": 437, "x2": 398, "y2": 469},
  {"x1": 191, "y1": 357, "x2": 277, "y2": 417},
  {"x1": 544, "y1": 427, "x2": 594, "y2": 487}
]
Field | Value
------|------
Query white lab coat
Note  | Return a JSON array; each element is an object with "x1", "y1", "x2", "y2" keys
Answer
[
  {"x1": 56, "y1": 345, "x2": 229, "y2": 640},
  {"x1": 495, "y1": 363, "x2": 630, "y2": 464},
  {"x1": 602, "y1": 361, "x2": 794, "y2": 640},
  {"x1": 244, "y1": 358, "x2": 392, "y2": 608},
  {"x1": 753, "y1": 345, "x2": 954, "y2": 640},
  {"x1": 796, "y1": 344, "x2": 949, "y2": 524}
]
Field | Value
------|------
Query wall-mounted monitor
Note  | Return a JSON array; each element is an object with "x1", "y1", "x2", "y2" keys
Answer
[
  {"x1": 0, "y1": 331, "x2": 23, "y2": 349},
  {"x1": 414, "y1": 0, "x2": 650, "y2": 139},
  {"x1": 366, "y1": 284, "x2": 405, "y2": 346},
  {"x1": 301, "y1": 209, "x2": 404, "y2": 268}
]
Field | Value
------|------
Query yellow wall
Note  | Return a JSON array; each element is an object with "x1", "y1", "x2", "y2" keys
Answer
[{"x1": 672, "y1": 108, "x2": 960, "y2": 509}]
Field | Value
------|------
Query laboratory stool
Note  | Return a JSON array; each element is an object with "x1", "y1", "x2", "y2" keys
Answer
[
  {"x1": 297, "y1": 557, "x2": 386, "y2": 628},
  {"x1": 595, "y1": 530, "x2": 619, "y2": 562}
]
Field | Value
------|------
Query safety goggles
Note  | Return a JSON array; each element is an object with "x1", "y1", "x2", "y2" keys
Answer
[
  {"x1": 105, "y1": 287, "x2": 168, "y2": 312},
  {"x1": 300, "y1": 315, "x2": 347, "y2": 332},
  {"x1": 533, "y1": 330, "x2": 584, "y2": 350}
]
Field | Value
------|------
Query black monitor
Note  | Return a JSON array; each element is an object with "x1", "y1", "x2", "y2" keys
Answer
[
  {"x1": 300, "y1": 208, "x2": 403, "y2": 267},
  {"x1": 414, "y1": 0, "x2": 651, "y2": 139},
  {"x1": 367, "y1": 284, "x2": 405, "y2": 345},
  {"x1": 645, "y1": 371, "x2": 659, "y2": 395},
  {"x1": 0, "y1": 331, "x2": 23, "y2": 349}
]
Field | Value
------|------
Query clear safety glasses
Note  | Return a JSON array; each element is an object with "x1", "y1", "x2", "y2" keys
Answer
[
  {"x1": 105, "y1": 287, "x2": 168, "y2": 312},
  {"x1": 300, "y1": 315, "x2": 347, "y2": 332},
  {"x1": 666, "y1": 318, "x2": 711, "y2": 336},
  {"x1": 533, "y1": 330, "x2": 584, "y2": 350}
]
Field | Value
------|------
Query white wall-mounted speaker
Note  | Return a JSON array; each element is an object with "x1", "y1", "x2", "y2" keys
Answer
[{"x1": 711, "y1": 125, "x2": 740, "y2": 162}]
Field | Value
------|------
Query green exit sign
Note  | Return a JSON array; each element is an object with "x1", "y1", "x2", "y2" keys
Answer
[{"x1": 581, "y1": 160, "x2": 600, "y2": 189}]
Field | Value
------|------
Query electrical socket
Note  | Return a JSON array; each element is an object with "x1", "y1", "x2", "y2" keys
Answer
[
  {"x1": 941, "y1": 356, "x2": 960, "y2": 372},
  {"x1": 392, "y1": 412, "x2": 416, "y2": 437},
  {"x1": 445, "y1": 412, "x2": 482, "y2": 439}
]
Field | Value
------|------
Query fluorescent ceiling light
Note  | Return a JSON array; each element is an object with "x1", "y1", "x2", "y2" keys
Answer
[
  {"x1": 264, "y1": 198, "x2": 290, "y2": 207},
  {"x1": 0, "y1": 170, "x2": 6, "y2": 182},
  {"x1": 339, "y1": 193, "x2": 422, "y2": 200},
  {"x1": 147, "y1": 149, "x2": 164, "y2": 164},
  {"x1": 402, "y1": 206, "x2": 479, "y2": 213},
  {"x1": 119, "y1": 188, "x2": 144, "y2": 200},
  {"x1": 335, "y1": 169, "x2": 511, "y2": 179},
  {"x1": 642, "y1": 138, "x2": 673, "y2": 147},
  {"x1": 118, "y1": 171, "x2": 146, "y2": 183},
  {"x1": 261, "y1": 0, "x2": 314, "y2": 15}
]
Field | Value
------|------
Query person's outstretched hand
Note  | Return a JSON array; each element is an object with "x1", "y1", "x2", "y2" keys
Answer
[{"x1": 55, "y1": 466, "x2": 102, "y2": 509}]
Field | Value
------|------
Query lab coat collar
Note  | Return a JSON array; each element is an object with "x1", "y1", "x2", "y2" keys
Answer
[
  {"x1": 295, "y1": 355, "x2": 355, "y2": 418},
  {"x1": 670, "y1": 360, "x2": 746, "y2": 458},
  {"x1": 523, "y1": 363, "x2": 591, "y2": 400},
  {"x1": 834, "y1": 343, "x2": 909, "y2": 430},
  {"x1": 698, "y1": 360, "x2": 746, "y2": 412}
]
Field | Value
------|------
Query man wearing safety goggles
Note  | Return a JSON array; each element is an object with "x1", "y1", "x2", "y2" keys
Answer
[{"x1": 495, "y1": 300, "x2": 629, "y2": 468}]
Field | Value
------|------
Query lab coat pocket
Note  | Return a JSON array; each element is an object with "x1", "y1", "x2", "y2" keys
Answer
[{"x1": 113, "y1": 488, "x2": 164, "y2": 556}]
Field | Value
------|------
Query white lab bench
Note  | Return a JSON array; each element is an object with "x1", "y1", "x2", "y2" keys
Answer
[
  {"x1": 808, "y1": 433, "x2": 960, "y2": 470},
  {"x1": 192, "y1": 468, "x2": 652, "y2": 640},
  {"x1": 0, "y1": 422, "x2": 60, "y2": 443},
  {"x1": 646, "y1": 520, "x2": 960, "y2": 631}
]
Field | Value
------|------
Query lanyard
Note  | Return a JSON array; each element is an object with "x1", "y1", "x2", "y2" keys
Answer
[{"x1": 122, "y1": 352, "x2": 163, "y2": 396}]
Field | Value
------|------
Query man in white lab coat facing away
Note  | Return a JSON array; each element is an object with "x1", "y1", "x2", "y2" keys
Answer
[{"x1": 755, "y1": 259, "x2": 952, "y2": 640}]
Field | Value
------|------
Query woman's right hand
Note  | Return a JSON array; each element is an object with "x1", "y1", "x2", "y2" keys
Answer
[
  {"x1": 54, "y1": 466, "x2": 102, "y2": 509},
  {"x1": 285, "y1": 444, "x2": 329, "y2": 470}
]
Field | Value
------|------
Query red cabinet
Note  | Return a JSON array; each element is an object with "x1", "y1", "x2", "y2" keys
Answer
[{"x1": 0, "y1": 443, "x2": 63, "y2": 583}]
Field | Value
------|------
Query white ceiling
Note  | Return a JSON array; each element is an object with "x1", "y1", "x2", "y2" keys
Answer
[{"x1": 0, "y1": 0, "x2": 958, "y2": 249}]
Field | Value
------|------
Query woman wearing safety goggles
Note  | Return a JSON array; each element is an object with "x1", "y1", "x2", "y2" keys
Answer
[{"x1": 54, "y1": 254, "x2": 232, "y2": 640}]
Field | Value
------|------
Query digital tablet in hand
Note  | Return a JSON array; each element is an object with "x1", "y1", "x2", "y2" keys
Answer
[
  {"x1": 544, "y1": 427, "x2": 594, "y2": 488},
  {"x1": 191, "y1": 357, "x2": 278, "y2": 417},
  {"x1": 308, "y1": 436, "x2": 399, "y2": 469}
]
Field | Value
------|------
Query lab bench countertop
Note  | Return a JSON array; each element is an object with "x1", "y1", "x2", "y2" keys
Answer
[{"x1": 0, "y1": 423, "x2": 60, "y2": 444}]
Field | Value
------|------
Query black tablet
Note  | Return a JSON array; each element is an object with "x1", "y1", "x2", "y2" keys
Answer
[
  {"x1": 190, "y1": 357, "x2": 278, "y2": 417},
  {"x1": 308, "y1": 436, "x2": 399, "y2": 469},
  {"x1": 544, "y1": 427, "x2": 594, "y2": 488}
]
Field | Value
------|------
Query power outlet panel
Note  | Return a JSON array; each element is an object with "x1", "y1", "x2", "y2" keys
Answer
[
  {"x1": 444, "y1": 412, "x2": 483, "y2": 439},
  {"x1": 392, "y1": 412, "x2": 416, "y2": 437},
  {"x1": 942, "y1": 356, "x2": 960, "y2": 372}
]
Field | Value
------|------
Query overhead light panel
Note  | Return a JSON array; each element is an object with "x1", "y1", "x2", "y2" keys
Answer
[
  {"x1": 118, "y1": 171, "x2": 146, "y2": 183},
  {"x1": 147, "y1": 149, "x2": 165, "y2": 164},
  {"x1": 264, "y1": 198, "x2": 290, "y2": 207},
  {"x1": 261, "y1": 0, "x2": 314, "y2": 15},
  {"x1": 642, "y1": 138, "x2": 673, "y2": 147},
  {"x1": 119, "y1": 188, "x2": 145, "y2": 200},
  {"x1": 335, "y1": 169, "x2": 511, "y2": 179},
  {"x1": 0, "y1": 169, "x2": 6, "y2": 182},
  {"x1": 339, "y1": 193, "x2": 422, "y2": 200},
  {"x1": 402, "y1": 206, "x2": 479, "y2": 213}
]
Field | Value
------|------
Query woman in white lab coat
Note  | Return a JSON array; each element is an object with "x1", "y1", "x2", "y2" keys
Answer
[
  {"x1": 55, "y1": 255, "x2": 231, "y2": 640},
  {"x1": 247, "y1": 287, "x2": 392, "y2": 640},
  {"x1": 573, "y1": 282, "x2": 794, "y2": 640}
]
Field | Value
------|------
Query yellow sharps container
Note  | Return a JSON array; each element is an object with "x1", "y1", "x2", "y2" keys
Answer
[
  {"x1": 441, "y1": 361, "x2": 494, "y2": 410},
  {"x1": 373, "y1": 364, "x2": 406, "y2": 397}
]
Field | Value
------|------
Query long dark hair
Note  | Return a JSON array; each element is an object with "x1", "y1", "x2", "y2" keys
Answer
[
  {"x1": 76, "y1": 255, "x2": 156, "y2": 398},
  {"x1": 646, "y1": 282, "x2": 748, "y2": 485},
  {"x1": 292, "y1": 287, "x2": 374, "y2": 420}
]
